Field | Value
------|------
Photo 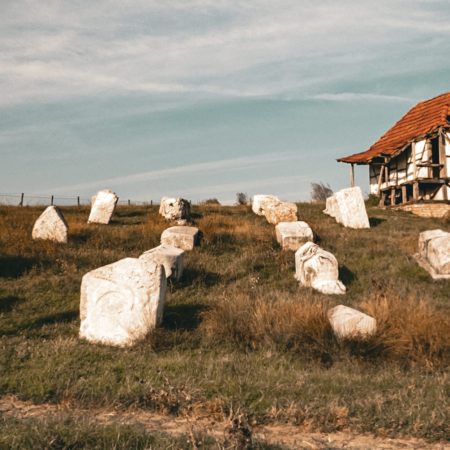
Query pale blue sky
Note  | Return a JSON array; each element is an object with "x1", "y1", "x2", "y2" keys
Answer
[{"x1": 1, "y1": 1, "x2": 449, "y2": 203}]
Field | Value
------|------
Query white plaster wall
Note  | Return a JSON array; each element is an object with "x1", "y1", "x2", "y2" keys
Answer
[
  {"x1": 446, "y1": 132, "x2": 450, "y2": 198},
  {"x1": 414, "y1": 140, "x2": 429, "y2": 178}
]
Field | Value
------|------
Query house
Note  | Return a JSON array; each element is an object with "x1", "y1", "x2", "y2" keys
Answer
[{"x1": 338, "y1": 92, "x2": 450, "y2": 217}]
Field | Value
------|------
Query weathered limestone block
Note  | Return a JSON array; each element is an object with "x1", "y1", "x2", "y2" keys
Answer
[
  {"x1": 328, "y1": 305, "x2": 376, "y2": 339},
  {"x1": 159, "y1": 197, "x2": 191, "y2": 222},
  {"x1": 88, "y1": 189, "x2": 118, "y2": 224},
  {"x1": 323, "y1": 187, "x2": 370, "y2": 229},
  {"x1": 252, "y1": 195, "x2": 279, "y2": 216},
  {"x1": 295, "y1": 242, "x2": 346, "y2": 295},
  {"x1": 32, "y1": 206, "x2": 68, "y2": 243},
  {"x1": 415, "y1": 229, "x2": 450, "y2": 279},
  {"x1": 275, "y1": 221, "x2": 314, "y2": 251},
  {"x1": 264, "y1": 200, "x2": 298, "y2": 225},
  {"x1": 140, "y1": 244, "x2": 185, "y2": 281},
  {"x1": 161, "y1": 226, "x2": 199, "y2": 251},
  {"x1": 79, "y1": 257, "x2": 166, "y2": 347}
]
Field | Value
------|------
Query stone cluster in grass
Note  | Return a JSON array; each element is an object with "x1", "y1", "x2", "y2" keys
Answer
[{"x1": 159, "y1": 197, "x2": 191, "y2": 224}]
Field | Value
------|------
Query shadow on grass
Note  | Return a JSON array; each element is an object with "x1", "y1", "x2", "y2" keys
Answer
[
  {"x1": 369, "y1": 217, "x2": 386, "y2": 227},
  {"x1": 2, "y1": 310, "x2": 79, "y2": 336},
  {"x1": 175, "y1": 268, "x2": 220, "y2": 288},
  {"x1": 115, "y1": 209, "x2": 148, "y2": 218},
  {"x1": 0, "y1": 255, "x2": 40, "y2": 278},
  {"x1": 71, "y1": 231, "x2": 92, "y2": 244},
  {"x1": 0, "y1": 295, "x2": 23, "y2": 313},
  {"x1": 163, "y1": 303, "x2": 208, "y2": 331},
  {"x1": 339, "y1": 265, "x2": 356, "y2": 285}
]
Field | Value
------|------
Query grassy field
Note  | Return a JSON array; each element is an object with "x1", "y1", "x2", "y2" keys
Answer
[{"x1": 0, "y1": 202, "x2": 449, "y2": 448}]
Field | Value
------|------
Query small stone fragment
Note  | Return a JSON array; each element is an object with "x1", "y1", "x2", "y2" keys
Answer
[
  {"x1": 328, "y1": 305, "x2": 376, "y2": 339},
  {"x1": 140, "y1": 244, "x2": 185, "y2": 281},
  {"x1": 32, "y1": 206, "x2": 68, "y2": 243},
  {"x1": 275, "y1": 221, "x2": 314, "y2": 251},
  {"x1": 159, "y1": 197, "x2": 191, "y2": 222},
  {"x1": 324, "y1": 186, "x2": 370, "y2": 229},
  {"x1": 88, "y1": 189, "x2": 118, "y2": 224},
  {"x1": 79, "y1": 257, "x2": 166, "y2": 347},
  {"x1": 295, "y1": 242, "x2": 346, "y2": 295},
  {"x1": 161, "y1": 226, "x2": 200, "y2": 251}
]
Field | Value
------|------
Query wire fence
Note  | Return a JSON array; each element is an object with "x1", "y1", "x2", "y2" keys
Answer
[{"x1": 0, "y1": 193, "x2": 153, "y2": 207}]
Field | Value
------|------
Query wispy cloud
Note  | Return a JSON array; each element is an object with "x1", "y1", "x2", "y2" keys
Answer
[
  {"x1": 50, "y1": 152, "x2": 306, "y2": 194},
  {"x1": 1, "y1": 1, "x2": 449, "y2": 106}
]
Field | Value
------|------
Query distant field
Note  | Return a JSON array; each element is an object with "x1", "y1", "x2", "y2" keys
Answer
[{"x1": 0, "y1": 203, "x2": 449, "y2": 448}]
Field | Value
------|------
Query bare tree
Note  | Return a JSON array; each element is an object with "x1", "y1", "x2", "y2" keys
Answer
[{"x1": 310, "y1": 182, "x2": 333, "y2": 202}]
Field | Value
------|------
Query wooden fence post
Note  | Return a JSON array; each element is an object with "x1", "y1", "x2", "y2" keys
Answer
[
  {"x1": 19, "y1": 193, "x2": 24, "y2": 207},
  {"x1": 51, "y1": 195, "x2": 54, "y2": 206},
  {"x1": 77, "y1": 196, "x2": 80, "y2": 207}
]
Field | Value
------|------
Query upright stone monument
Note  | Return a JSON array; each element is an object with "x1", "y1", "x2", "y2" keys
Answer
[
  {"x1": 324, "y1": 186, "x2": 370, "y2": 229},
  {"x1": 161, "y1": 226, "x2": 200, "y2": 251},
  {"x1": 414, "y1": 229, "x2": 450, "y2": 279},
  {"x1": 295, "y1": 242, "x2": 346, "y2": 295},
  {"x1": 275, "y1": 221, "x2": 314, "y2": 251},
  {"x1": 159, "y1": 197, "x2": 191, "y2": 223},
  {"x1": 79, "y1": 257, "x2": 166, "y2": 347},
  {"x1": 32, "y1": 206, "x2": 68, "y2": 243},
  {"x1": 140, "y1": 244, "x2": 185, "y2": 281},
  {"x1": 88, "y1": 189, "x2": 118, "y2": 224}
]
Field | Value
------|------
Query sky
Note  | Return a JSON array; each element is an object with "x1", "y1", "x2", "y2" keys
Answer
[{"x1": 1, "y1": 0, "x2": 450, "y2": 204}]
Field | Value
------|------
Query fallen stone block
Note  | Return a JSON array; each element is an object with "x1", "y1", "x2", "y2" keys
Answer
[
  {"x1": 32, "y1": 206, "x2": 68, "y2": 243},
  {"x1": 79, "y1": 257, "x2": 166, "y2": 347},
  {"x1": 414, "y1": 229, "x2": 450, "y2": 279},
  {"x1": 159, "y1": 197, "x2": 191, "y2": 223},
  {"x1": 161, "y1": 226, "x2": 199, "y2": 251},
  {"x1": 295, "y1": 242, "x2": 346, "y2": 295},
  {"x1": 88, "y1": 189, "x2": 118, "y2": 224},
  {"x1": 140, "y1": 244, "x2": 185, "y2": 281},
  {"x1": 252, "y1": 195, "x2": 280, "y2": 216},
  {"x1": 275, "y1": 221, "x2": 314, "y2": 251},
  {"x1": 264, "y1": 200, "x2": 298, "y2": 225},
  {"x1": 323, "y1": 186, "x2": 370, "y2": 229},
  {"x1": 328, "y1": 305, "x2": 376, "y2": 339}
]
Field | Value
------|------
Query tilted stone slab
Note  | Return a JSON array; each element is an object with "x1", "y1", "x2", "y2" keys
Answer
[
  {"x1": 275, "y1": 221, "x2": 314, "y2": 251},
  {"x1": 140, "y1": 244, "x2": 185, "y2": 281},
  {"x1": 159, "y1": 197, "x2": 191, "y2": 223},
  {"x1": 161, "y1": 226, "x2": 199, "y2": 251},
  {"x1": 252, "y1": 195, "x2": 280, "y2": 216},
  {"x1": 414, "y1": 229, "x2": 450, "y2": 279},
  {"x1": 88, "y1": 189, "x2": 118, "y2": 224},
  {"x1": 79, "y1": 257, "x2": 166, "y2": 347},
  {"x1": 32, "y1": 206, "x2": 68, "y2": 243},
  {"x1": 295, "y1": 242, "x2": 346, "y2": 295},
  {"x1": 328, "y1": 305, "x2": 376, "y2": 339},
  {"x1": 323, "y1": 187, "x2": 370, "y2": 229},
  {"x1": 264, "y1": 200, "x2": 298, "y2": 225}
]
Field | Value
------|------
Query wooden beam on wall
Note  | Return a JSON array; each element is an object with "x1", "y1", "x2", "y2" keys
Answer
[{"x1": 350, "y1": 164, "x2": 355, "y2": 187}]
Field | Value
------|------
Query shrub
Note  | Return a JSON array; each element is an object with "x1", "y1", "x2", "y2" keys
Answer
[{"x1": 235, "y1": 192, "x2": 249, "y2": 205}]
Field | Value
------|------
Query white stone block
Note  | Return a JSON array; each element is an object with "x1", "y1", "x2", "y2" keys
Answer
[
  {"x1": 295, "y1": 242, "x2": 346, "y2": 295},
  {"x1": 32, "y1": 206, "x2": 68, "y2": 243},
  {"x1": 161, "y1": 226, "x2": 199, "y2": 251},
  {"x1": 79, "y1": 257, "x2": 166, "y2": 347},
  {"x1": 264, "y1": 201, "x2": 298, "y2": 225},
  {"x1": 159, "y1": 197, "x2": 191, "y2": 222},
  {"x1": 252, "y1": 195, "x2": 279, "y2": 216},
  {"x1": 88, "y1": 189, "x2": 118, "y2": 224},
  {"x1": 323, "y1": 187, "x2": 370, "y2": 229},
  {"x1": 275, "y1": 221, "x2": 313, "y2": 251},
  {"x1": 415, "y1": 229, "x2": 450, "y2": 279},
  {"x1": 328, "y1": 305, "x2": 376, "y2": 339},
  {"x1": 140, "y1": 244, "x2": 185, "y2": 281}
]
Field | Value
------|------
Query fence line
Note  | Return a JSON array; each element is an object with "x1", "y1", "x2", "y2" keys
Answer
[{"x1": 0, "y1": 193, "x2": 153, "y2": 207}]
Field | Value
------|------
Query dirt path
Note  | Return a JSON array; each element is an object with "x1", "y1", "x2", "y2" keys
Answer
[{"x1": 0, "y1": 395, "x2": 447, "y2": 449}]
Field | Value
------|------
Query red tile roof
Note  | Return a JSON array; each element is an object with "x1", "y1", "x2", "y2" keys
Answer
[{"x1": 338, "y1": 92, "x2": 450, "y2": 164}]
